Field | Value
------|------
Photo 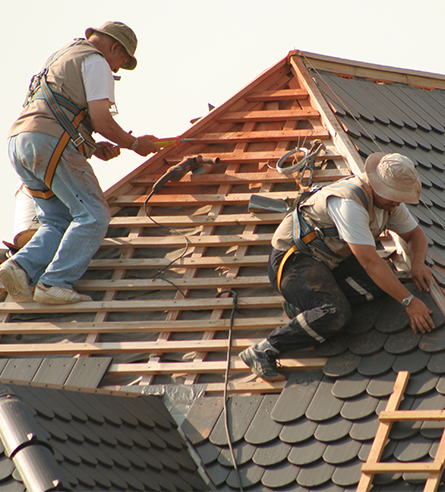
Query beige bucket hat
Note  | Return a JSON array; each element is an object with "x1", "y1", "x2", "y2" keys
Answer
[
  {"x1": 85, "y1": 21, "x2": 138, "y2": 70},
  {"x1": 365, "y1": 152, "x2": 421, "y2": 204}
]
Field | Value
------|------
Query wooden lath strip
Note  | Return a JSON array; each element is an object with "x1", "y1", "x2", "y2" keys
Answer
[
  {"x1": 0, "y1": 295, "x2": 284, "y2": 314},
  {"x1": 217, "y1": 108, "x2": 319, "y2": 122},
  {"x1": 84, "y1": 203, "x2": 151, "y2": 349},
  {"x1": 358, "y1": 371, "x2": 445, "y2": 492},
  {"x1": 139, "y1": 160, "x2": 245, "y2": 387},
  {"x1": 88, "y1": 255, "x2": 269, "y2": 270},
  {"x1": 108, "y1": 357, "x2": 326, "y2": 376},
  {"x1": 108, "y1": 213, "x2": 286, "y2": 228},
  {"x1": 245, "y1": 88, "x2": 308, "y2": 101},
  {"x1": 110, "y1": 180, "x2": 349, "y2": 207},
  {"x1": 0, "y1": 317, "x2": 289, "y2": 335},
  {"x1": 0, "y1": 338, "x2": 262, "y2": 356},
  {"x1": 191, "y1": 129, "x2": 325, "y2": 143},
  {"x1": 100, "y1": 232, "x2": 273, "y2": 248},
  {"x1": 75, "y1": 275, "x2": 271, "y2": 291},
  {"x1": 129, "y1": 168, "x2": 346, "y2": 187}
]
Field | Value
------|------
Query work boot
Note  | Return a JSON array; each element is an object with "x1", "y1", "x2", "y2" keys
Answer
[
  {"x1": 34, "y1": 283, "x2": 92, "y2": 304},
  {"x1": 239, "y1": 339, "x2": 281, "y2": 380},
  {"x1": 283, "y1": 300, "x2": 300, "y2": 319},
  {"x1": 0, "y1": 258, "x2": 33, "y2": 302}
]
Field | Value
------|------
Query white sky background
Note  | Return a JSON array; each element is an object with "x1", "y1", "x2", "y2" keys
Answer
[{"x1": 2, "y1": 0, "x2": 445, "y2": 242}]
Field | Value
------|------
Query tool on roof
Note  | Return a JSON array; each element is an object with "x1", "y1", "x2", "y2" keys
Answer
[
  {"x1": 148, "y1": 155, "x2": 221, "y2": 199},
  {"x1": 276, "y1": 139, "x2": 325, "y2": 186},
  {"x1": 150, "y1": 137, "x2": 195, "y2": 149}
]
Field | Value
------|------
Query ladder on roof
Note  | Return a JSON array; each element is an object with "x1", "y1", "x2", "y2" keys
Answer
[{"x1": 358, "y1": 371, "x2": 445, "y2": 492}]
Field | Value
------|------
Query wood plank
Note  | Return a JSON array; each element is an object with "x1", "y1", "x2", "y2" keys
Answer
[
  {"x1": 108, "y1": 213, "x2": 285, "y2": 228},
  {"x1": 88, "y1": 255, "x2": 270, "y2": 270},
  {"x1": 217, "y1": 108, "x2": 319, "y2": 122},
  {"x1": 100, "y1": 232, "x2": 273, "y2": 249},
  {"x1": 108, "y1": 357, "x2": 327, "y2": 375},
  {"x1": 379, "y1": 410, "x2": 445, "y2": 421},
  {"x1": 75, "y1": 275, "x2": 272, "y2": 291},
  {"x1": 357, "y1": 371, "x2": 410, "y2": 492},
  {"x1": 158, "y1": 151, "x2": 344, "y2": 167},
  {"x1": 110, "y1": 191, "x2": 297, "y2": 207},
  {"x1": 245, "y1": 89, "x2": 308, "y2": 101},
  {"x1": 109, "y1": 191, "x2": 300, "y2": 207},
  {"x1": 424, "y1": 429, "x2": 445, "y2": 492},
  {"x1": 0, "y1": 295, "x2": 284, "y2": 313},
  {"x1": 192, "y1": 129, "x2": 325, "y2": 143},
  {"x1": 0, "y1": 338, "x2": 261, "y2": 356},
  {"x1": 129, "y1": 168, "x2": 346, "y2": 186},
  {"x1": 361, "y1": 463, "x2": 442, "y2": 473},
  {"x1": 0, "y1": 317, "x2": 289, "y2": 335},
  {"x1": 204, "y1": 379, "x2": 287, "y2": 394}
]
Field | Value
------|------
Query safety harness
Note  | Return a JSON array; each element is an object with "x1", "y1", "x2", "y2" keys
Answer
[
  {"x1": 276, "y1": 181, "x2": 369, "y2": 294},
  {"x1": 22, "y1": 44, "x2": 90, "y2": 199}
]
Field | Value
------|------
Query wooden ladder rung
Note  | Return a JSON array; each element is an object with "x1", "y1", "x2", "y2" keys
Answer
[{"x1": 358, "y1": 370, "x2": 445, "y2": 492}]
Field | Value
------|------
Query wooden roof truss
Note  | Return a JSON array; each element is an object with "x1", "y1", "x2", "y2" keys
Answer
[{"x1": 0, "y1": 53, "x2": 426, "y2": 394}]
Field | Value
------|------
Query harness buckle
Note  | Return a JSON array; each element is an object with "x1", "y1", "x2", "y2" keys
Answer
[
  {"x1": 71, "y1": 135, "x2": 85, "y2": 147},
  {"x1": 314, "y1": 227, "x2": 325, "y2": 240}
]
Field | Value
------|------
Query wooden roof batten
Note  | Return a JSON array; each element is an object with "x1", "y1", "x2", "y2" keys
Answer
[{"x1": 2, "y1": 50, "x2": 437, "y2": 395}]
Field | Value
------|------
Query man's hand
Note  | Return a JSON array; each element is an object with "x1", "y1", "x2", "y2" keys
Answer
[
  {"x1": 88, "y1": 99, "x2": 159, "y2": 155},
  {"x1": 132, "y1": 135, "x2": 160, "y2": 156},
  {"x1": 93, "y1": 141, "x2": 121, "y2": 161},
  {"x1": 410, "y1": 262, "x2": 433, "y2": 292},
  {"x1": 406, "y1": 297, "x2": 434, "y2": 334},
  {"x1": 348, "y1": 242, "x2": 435, "y2": 335}
]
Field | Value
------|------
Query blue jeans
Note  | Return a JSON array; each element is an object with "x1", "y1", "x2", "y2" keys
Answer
[
  {"x1": 267, "y1": 247, "x2": 386, "y2": 352},
  {"x1": 8, "y1": 132, "x2": 110, "y2": 289}
]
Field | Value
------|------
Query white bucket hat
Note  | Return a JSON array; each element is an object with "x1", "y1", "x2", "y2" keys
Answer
[{"x1": 365, "y1": 152, "x2": 421, "y2": 204}]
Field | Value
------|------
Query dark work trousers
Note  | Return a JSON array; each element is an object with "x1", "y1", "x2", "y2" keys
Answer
[{"x1": 267, "y1": 247, "x2": 386, "y2": 352}]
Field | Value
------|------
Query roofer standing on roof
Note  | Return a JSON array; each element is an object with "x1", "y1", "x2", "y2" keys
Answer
[
  {"x1": 0, "y1": 21, "x2": 159, "y2": 304},
  {"x1": 240, "y1": 153, "x2": 435, "y2": 380}
]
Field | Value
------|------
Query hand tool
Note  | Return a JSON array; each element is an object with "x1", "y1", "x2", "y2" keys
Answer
[
  {"x1": 151, "y1": 137, "x2": 195, "y2": 149},
  {"x1": 151, "y1": 155, "x2": 221, "y2": 194}
]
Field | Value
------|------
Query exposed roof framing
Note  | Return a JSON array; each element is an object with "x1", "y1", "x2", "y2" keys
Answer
[
  {"x1": 1, "y1": 48, "x2": 445, "y2": 396},
  {"x1": 0, "y1": 51, "x2": 354, "y2": 392},
  {"x1": 3, "y1": 49, "x2": 445, "y2": 491}
]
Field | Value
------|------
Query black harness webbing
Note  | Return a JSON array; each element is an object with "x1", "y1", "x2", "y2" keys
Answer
[{"x1": 276, "y1": 182, "x2": 368, "y2": 294}]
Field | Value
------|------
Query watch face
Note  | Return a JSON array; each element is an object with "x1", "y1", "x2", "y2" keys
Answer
[{"x1": 403, "y1": 295, "x2": 413, "y2": 306}]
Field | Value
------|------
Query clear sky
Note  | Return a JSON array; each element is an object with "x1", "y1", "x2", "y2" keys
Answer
[{"x1": 2, "y1": 0, "x2": 445, "y2": 244}]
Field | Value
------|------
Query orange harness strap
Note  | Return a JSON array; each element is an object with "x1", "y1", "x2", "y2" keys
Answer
[{"x1": 24, "y1": 109, "x2": 86, "y2": 200}]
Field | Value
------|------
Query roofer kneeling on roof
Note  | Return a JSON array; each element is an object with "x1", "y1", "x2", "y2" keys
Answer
[
  {"x1": 240, "y1": 153, "x2": 436, "y2": 380},
  {"x1": 0, "y1": 21, "x2": 159, "y2": 304}
]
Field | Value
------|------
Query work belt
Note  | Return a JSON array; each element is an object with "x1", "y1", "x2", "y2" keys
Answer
[
  {"x1": 23, "y1": 73, "x2": 89, "y2": 200},
  {"x1": 276, "y1": 209, "x2": 341, "y2": 294},
  {"x1": 275, "y1": 181, "x2": 370, "y2": 294}
]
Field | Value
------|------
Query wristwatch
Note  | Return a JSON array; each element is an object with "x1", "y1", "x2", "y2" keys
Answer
[{"x1": 402, "y1": 294, "x2": 415, "y2": 307}]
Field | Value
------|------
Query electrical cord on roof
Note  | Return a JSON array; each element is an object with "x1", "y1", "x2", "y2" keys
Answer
[
  {"x1": 216, "y1": 289, "x2": 243, "y2": 492},
  {"x1": 142, "y1": 192, "x2": 189, "y2": 298}
]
